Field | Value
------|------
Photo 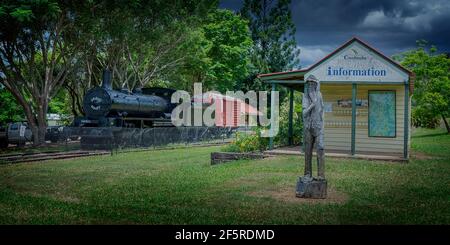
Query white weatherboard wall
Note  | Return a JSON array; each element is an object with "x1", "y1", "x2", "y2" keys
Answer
[
  {"x1": 305, "y1": 41, "x2": 408, "y2": 83},
  {"x1": 319, "y1": 84, "x2": 406, "y2": 156}
]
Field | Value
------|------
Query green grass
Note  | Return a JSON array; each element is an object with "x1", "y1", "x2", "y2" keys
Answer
[
  {"x1": 411, "y1": 127, "x2": 450, "y2": 158},
  {"x1": 0, "y1": 128, "x2": 449, "y2": 224}
]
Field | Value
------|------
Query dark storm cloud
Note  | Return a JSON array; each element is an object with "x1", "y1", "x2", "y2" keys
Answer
[{"x1": 220, "y1": 0, "x2": 450, "y2": 68}]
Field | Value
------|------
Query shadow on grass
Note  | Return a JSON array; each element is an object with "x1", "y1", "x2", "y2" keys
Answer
[{"x1": 412, "y1": 132, "x2": 448, "y2": 138}]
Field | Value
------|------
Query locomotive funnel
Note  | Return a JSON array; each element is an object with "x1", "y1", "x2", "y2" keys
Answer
[{"x1": 101, "y1": 69, "x2": 112, "y2": 90}]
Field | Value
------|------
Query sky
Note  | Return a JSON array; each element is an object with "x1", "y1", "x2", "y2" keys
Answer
[{"x1": 219, "y1": 0, "x2": 450, "y2": 69}]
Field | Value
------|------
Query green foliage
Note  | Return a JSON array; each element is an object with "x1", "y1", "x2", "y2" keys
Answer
[
  {"x1": 0, "y1": 0, "x2": 84, "y2": 143},
  {"x1": 1, "y1": 0, "x2": 295, "y2": 129},
  {"x1": 395, "y1": 40, "x2": 450, "y2": 132},
  {"x1": 48, "y1": 92, "x2": 66, "y2": 114},
  {"x1": 239, "y1": 0, "x2": 300, "y2": 91},
  {"x1": 168, "y1": 9, "x2": 253, "y2": 93},
  {"x1": 0, "y1": 88, "x2": 24, "y2": 124},
  {"x1": 1, "y1": 0, "x2": 223, "y2": 130},
  {"x1": 69, "y1": 0, "x2": 219, "y2": 91},
  {"x1": 412, "y1": 107, "x2": 440, "y2": 128},
  {"x1": 275, "y1": 91, "x2": 303, "y2": 146},
  {"x1": 202, "y1": 9, "x2": 253, "y2": 92},
  {"x1": 1, "y1": 0, "x2": 61, "y2": 23},
  {"x1": 9, "y1": 8, "x2": 33, "y2": 21},
  {"x1": 48, "y1": 90, "x2": 72, "y2": 125},
  {"x1": 222, "y1": 129, "x2": 268, "y2": 153}
]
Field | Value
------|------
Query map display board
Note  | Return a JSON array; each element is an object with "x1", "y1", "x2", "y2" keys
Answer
[{"x1": 368, "y1": 91, "x2": 396, "y2": 137}]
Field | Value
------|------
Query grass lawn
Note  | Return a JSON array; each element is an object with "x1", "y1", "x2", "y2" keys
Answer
[{"x1": 0, "y1": 128, "x2": 449, "y2": 224}]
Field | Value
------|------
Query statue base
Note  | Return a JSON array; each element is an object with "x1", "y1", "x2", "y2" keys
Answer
[{"x1": 296, "y1": 176, "x2": 327, "y2": 199}]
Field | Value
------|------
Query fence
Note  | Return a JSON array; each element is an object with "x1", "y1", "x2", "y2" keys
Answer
[{"x1": 6, "y1": 126, "x2": 239, "y2": 154}]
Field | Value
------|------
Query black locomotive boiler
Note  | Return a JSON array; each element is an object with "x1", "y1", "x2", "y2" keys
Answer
[{"x1": 74, "y1": 70, "x2": 177, "y2": 128}]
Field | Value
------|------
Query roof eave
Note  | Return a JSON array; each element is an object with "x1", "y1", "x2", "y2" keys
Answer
[
  {"x1": 257, "y1": 70, "x2": 307, "y2": 81},
  {"x1": 257, "y1": 36, "x2": 415, "y2": 90}
]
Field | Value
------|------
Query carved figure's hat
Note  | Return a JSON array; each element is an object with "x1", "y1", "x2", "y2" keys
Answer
[{"x1": 306, "y1": 74, "x2": 319, "y2": 84}]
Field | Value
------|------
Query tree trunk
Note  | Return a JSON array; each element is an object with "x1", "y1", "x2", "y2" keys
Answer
[
  {"x1": 68, "y1": 86, "x2": 79, "y2": 117},
  {"x1": 31, "y1": 125, "x2": 39, "y2": 146},
  {"x1": 71, "y1": 96, "x2": 79, "y2": 117},
  {"x1": 13, "y1": 97, "x2": 48, "y2": 146},
  {"x1": 36, "y1": 99, "x2": 48, "y2": 145},
  {"x1": 30, "y1": 125, "x2": 46, "y2": 146},
  {"x1": 38, "y1": 125, "x2": 47, "y2": 145},
  {"x1": 27, "y1": 112, "x2": 47, "y2": 146},
  {"x1": 4, "y1": 84, "x2": 43, "y2": 146},
  {"x1": 442, "y1": 114, "x2": 450, "y2": 134},
  {"x1": 22, "y1": 111, "x2": 41, "y2": 146}
]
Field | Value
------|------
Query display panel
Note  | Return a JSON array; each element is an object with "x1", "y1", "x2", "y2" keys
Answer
[{"x1": 368, "y1": 91, "x2": 396, "y2": 137}]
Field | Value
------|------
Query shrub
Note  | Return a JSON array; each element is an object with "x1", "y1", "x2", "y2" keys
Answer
[
  {"x1": 274, "y1": 92, "x2": 303, "y2": 146},
  {"x1": 412, "y1": 106, "x2": 440, "y2": 128},
  {"x1": 222, "y1": 128, "x2": 268, "y2": 153}
]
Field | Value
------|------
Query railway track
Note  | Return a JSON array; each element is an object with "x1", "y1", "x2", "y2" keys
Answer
[
  {"x1": 0, "y1": 150, "x2": 110, "y2": 164},
  {"x1": 0, "y1": 141, "x2": 231, "y2": 165}
]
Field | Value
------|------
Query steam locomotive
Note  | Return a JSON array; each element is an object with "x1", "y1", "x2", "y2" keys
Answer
[
  {"x1": 73, "y1": 70, "x2": 178, "y2": 128},
  {"x1": 72, "y1": 70, "x2": 234, "y2": 149},
  {"x1": 71, "y1": 70, "x2": 182, "y2": 149}
]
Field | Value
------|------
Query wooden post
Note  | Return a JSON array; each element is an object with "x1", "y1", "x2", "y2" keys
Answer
[
  {"x1": 404, "y1": 82, "x2": 409, "y2": 159},
  {"x1": 288, "y1": 87, "x2": 294, "y2": 146},
  {"x1": 269, "y1": 83, "x2": 276, "y2": 150},
  {"x1": 351, "y1": 83, "x2": 357, "y2": 155},
  {"x1": 302, "y1": 83, "x2": 308, "y2": 153}
]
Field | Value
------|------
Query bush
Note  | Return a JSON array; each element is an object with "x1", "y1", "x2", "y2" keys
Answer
[
  {"x1": 222, "y1": 128, "x2": 268, "y2": 153},
  {"x1": 412, "y1": 106, "x2": 440, "y2": 128},
  {"x1": 274, "y1": 92, "x2": 303, "y2": 146}
]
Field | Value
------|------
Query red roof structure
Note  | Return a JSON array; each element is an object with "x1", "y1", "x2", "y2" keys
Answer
[{"x1": 192, "y1": 92, "x2": 261, "y2": 127}]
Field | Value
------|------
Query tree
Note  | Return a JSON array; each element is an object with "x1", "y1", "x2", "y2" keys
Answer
[
  {"x1": 76, "y1": 0, "x2": 218, "y2": 92},
  {"x1": 165, "y1": 28, "x2": 211, "y2": 92},
  {"x1": 239, "y1": 0, "x2": 300, "y2": 90},
  {"x1": 394, "y1": 40, "x2": 450, "y2": 133},
  {"x1": 60, "y1": 0, "x2": 218, "y2": 105},
  {"x1": 201, "y1": 9, "x2": 253, "y2": 92},
  {"x1": 0, "y1": 0, "x2": 219, "y2": 137},
  {"x1": 166, "y1": 9, "x2": 254, "y2": 93},
  {"x1": 0, "y1": 86, "x2": 24, "y2": 125},
  {"x1": 0, "y1": 0, "x2": 82, "y2": 144}
]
